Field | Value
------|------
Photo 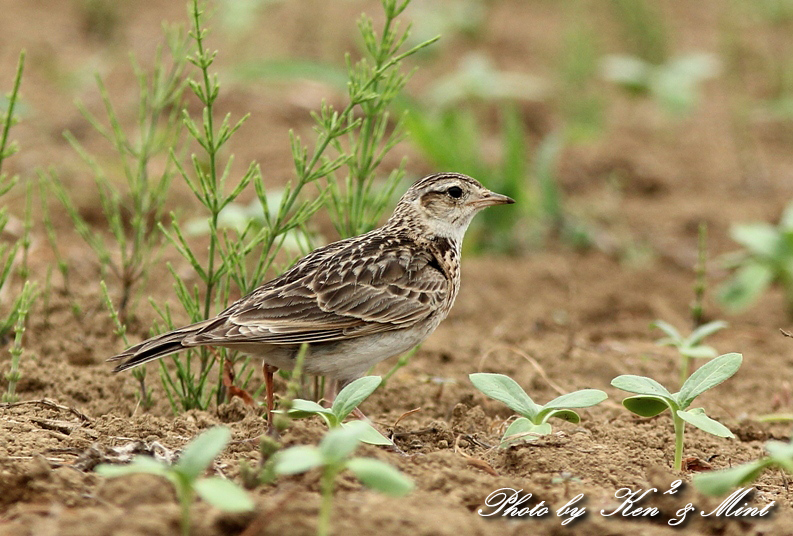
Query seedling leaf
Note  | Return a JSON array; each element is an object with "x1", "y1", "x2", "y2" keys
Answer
[
  {"x1": 469, "y1": 373, "x2": 539, "y2": 418},
  {"x1": 542, "y1": 389, "x2": 608, "y2": 410},
  {"x1": 343, "y1": 420, "x2": 392, "y2": 446},
  {"x1": 500, "y1": 417, "x2": 551, "y2": 447},
  {"x1": 730, "y1": 223, "x2": 778, "y2": 256},
  {"x1": 718, "y1": 262, "x2": 774, "y2": 311},
  {"x1": 194, "y1": 477, "x2": 255, "y2": 511},
  {"x1": 320, "y1": 421, "x2": 368, "y2": 463},
  {"x1": 693, "y1": 459, "x2": 769, "y2": 496},
  {"x1": 347, "y1": 457, "x2": 414, "y2": 496},
  {"x1": 290, "y1": 399, "x2": 334, "y2": 415},
  {"x1": 651, "y1": 320, "x2": 682, "y2": 341},
  {"x1": 542, "y1": 409, "x2": 580, "y2": 424},
  {"x1": 274, "y1": 446, "x2": 324, "y2": 475},
  {"x1": 331, "y1": 376, "x2": 382, "y2": 420},
  {"x1": 678, "y1": 353, "x2": 742, "y2": 408},
  {"x1": 622, "y1": 395, "x2": 670, "y2": 417},
  {"x1": 688, "y1": 320, "x2": 728, "y2": 346},
  {"x1": 677, "y1": 408, "x2": 734, "y2": 438},
  {"x1": 177, "y1": 427, "x2": 231, "y2": 480},
  {"x1": 765, "y1": 440, "x2": 793, "y2": 473},
  {"x1": 680, "y1": 345, "x2": 718, "y2": 359},
  {"x1": 611, "y1": 375, "x2": 674, "y2": 399}
]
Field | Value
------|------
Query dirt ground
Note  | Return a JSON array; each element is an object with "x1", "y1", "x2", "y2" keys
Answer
[{"x1": 2, "y1": 1, "x2": 793, "y2": 535}]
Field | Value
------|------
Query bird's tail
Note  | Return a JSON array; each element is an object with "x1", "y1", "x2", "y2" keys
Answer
[{"x1": 107, "y1": 318, "x2": 220, "y2": 373}]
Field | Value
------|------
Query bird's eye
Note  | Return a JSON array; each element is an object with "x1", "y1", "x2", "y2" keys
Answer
[{"x1": 447, "y1": 186, "x2": 463, "y2": 199}]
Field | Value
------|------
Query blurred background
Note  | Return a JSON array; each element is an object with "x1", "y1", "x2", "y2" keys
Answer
[{"x1": 3, "y1": 0, "x2": 793, "y2": 315}]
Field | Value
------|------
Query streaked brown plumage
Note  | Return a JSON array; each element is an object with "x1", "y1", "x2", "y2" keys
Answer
[{"x1": 109, "y1": 172, "x2": 514, "y2": 417}]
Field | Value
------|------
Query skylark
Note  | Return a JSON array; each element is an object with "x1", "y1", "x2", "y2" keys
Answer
[{"x1": 109, "y1": 172, "x2": 514, "y2": 421}]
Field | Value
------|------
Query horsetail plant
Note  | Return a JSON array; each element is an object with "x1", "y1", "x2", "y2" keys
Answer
[
  {"x1": 612, "y1": 352, "x2": 742, "y2": 471},
  {"x1": 274, "y1": 421, "x2": 413, "y2": 536},
  {"x1": 96, "y1": 427, "x2": 253, "y2": 536},
  {"x1": 469, "y1": 373, "x2": 608, "y2": 447},
  {"x1": 153, "y1": 0, "x2": 323, "y2": 412},
  {"x1": 0, "y1": 51, "x2": 26, "y2": 341},
  {"x1": 49, "y1": 26, "x2": 187, "y2": 322},
  {"x1": 284, "y1": 376, "x2": 392, "y2": 445},
  {"x1": 323, "y1": 0, "x2": 439, "y2": 238},
  {"x1": 3, "y1": 281, "x2": 37, "y2": 403}
]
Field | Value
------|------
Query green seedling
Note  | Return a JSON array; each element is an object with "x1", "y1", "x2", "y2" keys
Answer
[
  {"x1": 274, "y1": 421, "x2": 413, "y2": 536},
  {"x1": 605, "y1": 0, "x2": 718, "y2": 116},
  {"x1": 284, "y1": 376, "x2": 392, "y2": 446},
  {"x1": 96, "y1": 427, "x2": 253, "y2": 536},
  {"x1": 0, "y1": 51, "x2": 26, "y2": 341},
  {"x1": 718, "y1": 201, "x2": 793, "y2": 318},
  {"x1": 3, "y1": 281, "x2": 37, "y2": 403},
  {"x1": 49, "y1": 26, "x2": 187, "y2": 322},
  {"x1": 694, "y1": 437, "x2": 793, "y2": 496},
  {"x1": 600, "y1": 52, "x2": 719, "y2": 116},
  {"x1": 469, "y1": 373, "x2": 607, "y2": 447},
  {"x1": 323, "y1": 0, "x2": 439, "y2": 239},
  {"x1": 611, "y1": 352, "x2": 742, "y2": 471},
  {"x1": 651, "y1": 319, "x2": 728, "y2": 387}
]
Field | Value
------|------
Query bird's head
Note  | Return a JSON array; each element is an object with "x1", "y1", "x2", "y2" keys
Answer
[{"x1": 388, "y1": 172, "x2": 515, "y2": 242}]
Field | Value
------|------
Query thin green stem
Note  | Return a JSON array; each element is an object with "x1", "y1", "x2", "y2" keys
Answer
[
  {"x1": 0, "y1": 50, "x2": 25, "y2": 180},
  {"x1": 673, "y1": 411, "x2": 686, "y2": 471},
  {"x1": 680, "y1": 356, "x2": 690, "y2": 390},
  {"x1": 691, "y1": 222, "x2": 707, "y2": 328},
  {"x1": 317, "y1": 467, "x2": 337, "y2": 536},
  {"x1": 180, "y1": 491, "x2": 192, "y2": 536}
]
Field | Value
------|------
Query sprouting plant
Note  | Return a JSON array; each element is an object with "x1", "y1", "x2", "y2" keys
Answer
[
  {"x1": 3, "y1": 281, "x2": 37, "y2": 403},
  {"x1": 284, "y1": 376, "x2": 392, "y2": 445},
  {"x1": 469, "y1": 373, "x2": 607, "y2": 447},
  {"x1": 48, "y1": 26, "x2": 187, "y2": 322},
  {"x1": 0, "y1": 51, "x2": 27, "y2": 341},
  {"x1": 96, "y1": 427, "x2": 253, "y2": 536},
  {"x1": 651, "y1": 319, "x2": 728, "y2": 387},
  {"x1": 693, "y1": 437, "x2": 793, "y2": 497},
  {"x1": 718, "y1": 201, "x2": 793, "y2": 318},
  {"x1": 322, "y1": 0, "x2": 439, "y2": 238},
  {"x1": 611, "y1": 352, "x2": 742, "y2": 471},
  {"x1": 603, "y1": 0, "x2": 718, "y2": 116},
  {"x1": 600, "y1": 52, "x2": 720, "y2": 116},
  {"x1": 149, "y1": 0, "x2": 324, "y2": 413},
  {"x1": 274, "y1": 421, "x2": 413, "y2": 536}
]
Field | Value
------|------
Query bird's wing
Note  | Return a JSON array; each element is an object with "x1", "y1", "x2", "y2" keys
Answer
[{"x1": 183, "y1": 237, "x2": 449, "y2": 346}]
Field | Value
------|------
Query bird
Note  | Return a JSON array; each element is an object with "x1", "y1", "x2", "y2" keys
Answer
[{"x1": 108, "y1": 172, "x2": 514, "y2": 423}]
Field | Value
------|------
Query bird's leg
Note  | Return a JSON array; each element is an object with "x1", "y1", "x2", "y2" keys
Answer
[
  {"x1": 263, "y1": 363, "x2": 277, "y2": 427},
  {"x1": 322, "y1": 378, "x2": 338, "y2": 408}
]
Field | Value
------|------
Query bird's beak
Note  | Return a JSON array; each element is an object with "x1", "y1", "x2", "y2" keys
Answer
[{"x1": 467, "y1": 191, "x2": 516, "y2": 208}]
